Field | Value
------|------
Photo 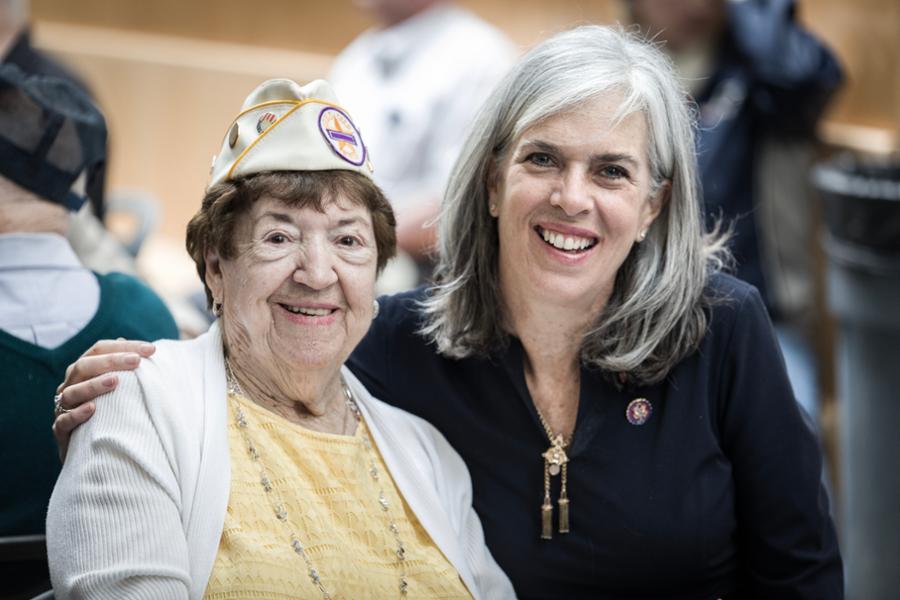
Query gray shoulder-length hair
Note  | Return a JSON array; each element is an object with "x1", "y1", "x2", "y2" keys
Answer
[{"x1": 419, "y1": 25, "x2": 729, "y2": 386}]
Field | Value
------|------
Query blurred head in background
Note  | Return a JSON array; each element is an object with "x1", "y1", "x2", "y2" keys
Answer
[
  {"x1": 0, "y1": 63, "x2": 106, "y2": 233},
  {"x1": 0, "y1": 0, "x2": 28, "y2": 57},
  {"x1": 627, "y1": 0, "x2": 727, "y2": 53},
  {"x1": 352, "y1": 0, "x2": 442, "y2": 26}
]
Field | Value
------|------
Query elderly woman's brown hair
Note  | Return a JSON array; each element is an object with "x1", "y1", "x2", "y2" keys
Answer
[{"x1": 186, "y1": 170, "x2": 397, "y2": 309}]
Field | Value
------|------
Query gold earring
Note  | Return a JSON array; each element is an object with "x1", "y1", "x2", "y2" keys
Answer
[
  {"x1": 489, "y1": 203, "x2": 498, "y2": 217},
  {"x1": 638, "y1": 230, "x2": 647, "y2": 242}
]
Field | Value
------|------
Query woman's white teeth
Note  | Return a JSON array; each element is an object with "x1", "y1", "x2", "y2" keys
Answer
[
  {"x1": 541, "y1": 228, "x2": 595, "y2": 251},
  {"x1": 284, "y1": 305, "x2": 331, "y2": 316}
]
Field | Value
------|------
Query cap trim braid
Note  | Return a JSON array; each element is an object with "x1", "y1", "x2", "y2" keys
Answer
[{"x1": 224, "y1": 97, "x2": 349, "y2": 181}]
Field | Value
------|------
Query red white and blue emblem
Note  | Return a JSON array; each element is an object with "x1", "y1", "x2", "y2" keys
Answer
[
  {"x1": 256, "y1": 112, "x2": 278, "y2": 134},
  {"x1": 317, "y1": 106, "x2": 366, "y2": 166},
  {"x1": 625, "y1": 398, "x2": 653, "y2": 425}
]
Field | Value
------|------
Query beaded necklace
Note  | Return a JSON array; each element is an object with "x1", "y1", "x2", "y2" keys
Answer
[{"x1": 224, "y1": 360, "x2": 409, "y2": 598}]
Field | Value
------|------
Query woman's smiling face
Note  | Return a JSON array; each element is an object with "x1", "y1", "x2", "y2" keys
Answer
[
  {"x1": 208, "y1": 194, "x2": 378, "y2": 376},
  {"x1": 490, "y1": 94, "x2": 666, "y2": 316}
]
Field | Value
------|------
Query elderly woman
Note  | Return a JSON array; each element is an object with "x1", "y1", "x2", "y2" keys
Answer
[
  {"x1": 52, "y1": 26, "x2": 842, "y2": 598},
  {"x1": 45, "y1": 78, "x2": 512, "y2": 599}
]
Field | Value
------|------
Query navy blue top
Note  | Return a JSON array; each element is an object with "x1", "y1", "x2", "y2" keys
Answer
[{"x1": 349, "y1": 274, "x2": 841, "y2": 599}]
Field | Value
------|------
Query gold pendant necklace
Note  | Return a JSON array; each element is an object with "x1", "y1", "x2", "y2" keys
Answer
[
  {"x1": 225, "y1": 360, "x2": 409, "y2": 598},
  {"x1": 535, "y1": 408, "x2": 571, "y2": 540}
]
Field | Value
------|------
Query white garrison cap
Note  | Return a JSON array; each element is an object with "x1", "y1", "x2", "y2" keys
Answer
[{"x1": 209, "y1": 78, "x2": 374, "y2": 187}]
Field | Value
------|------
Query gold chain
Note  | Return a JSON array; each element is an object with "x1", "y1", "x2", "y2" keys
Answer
[
  {"x1": 533, "y1": 402, "x2": 571, "y2": 539},
  {"x1": 225, "y1": 360, "x2": 409, "y2": 597}
]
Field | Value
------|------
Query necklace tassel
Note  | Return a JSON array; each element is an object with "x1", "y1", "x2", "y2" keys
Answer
[
  {"x1": 559, "y1": 463, "x2": 570, "y2": 533},
  {"x1": 541, "y1": 499, "x2": 554, "y2": 540},
  {"x1": 541, "y1": 458, "x2": 554, "y2": 539},
  {"x1": 558, "y1": 496, "x2": 570, "y2": 533}
]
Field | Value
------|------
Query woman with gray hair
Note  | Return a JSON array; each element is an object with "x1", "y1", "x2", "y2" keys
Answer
[{"x1": 52, "y1": 25, "x2": 842, "y2": 599}]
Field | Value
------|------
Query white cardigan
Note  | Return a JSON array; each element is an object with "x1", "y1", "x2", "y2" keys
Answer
[{"x1": 47, "y1": 323, "x2": 514, "y2": 600}]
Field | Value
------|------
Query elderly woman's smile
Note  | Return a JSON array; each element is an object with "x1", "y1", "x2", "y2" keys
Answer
[
  {"x1": 210, "y1": 195, "x2": 378, "y2": 374},
  {"x1": 278, "y1": 304, "x2": 337, "y2": 318}
]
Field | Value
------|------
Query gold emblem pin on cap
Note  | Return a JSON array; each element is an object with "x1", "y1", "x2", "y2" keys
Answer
[{"x1": 228, "y1": 123, "x2": 239, "y2": 148}]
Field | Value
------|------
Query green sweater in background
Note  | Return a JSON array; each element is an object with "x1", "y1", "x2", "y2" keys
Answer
[{"x1": 0, "y1": 271, "x2": 179, "y2": 537}]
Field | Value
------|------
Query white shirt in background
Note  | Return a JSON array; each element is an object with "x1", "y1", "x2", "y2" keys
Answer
[
  {"x1": 0, "y1": 232, "x2": 99, "y2": 349},
  {"x1": 329, "y1": 3, "x2": 517, "y2": 210}
]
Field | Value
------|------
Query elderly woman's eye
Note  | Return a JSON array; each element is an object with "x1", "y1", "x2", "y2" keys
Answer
[
  {"x1": 338, "y1": 235, "x2": 359, "y2": 247},
  {"x1": 266, "y1": 233, "x2": 288, "y2": 244}
]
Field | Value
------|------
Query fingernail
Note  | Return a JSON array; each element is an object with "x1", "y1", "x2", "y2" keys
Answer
[
  {"x1": 86, "y1": 402, "x2": 96, "y2": 413},
  {"x1": 124, "y1": 353, "x2": 140, "y2": 366},
  {"x1": 103, "y1": 375, "x2": 117, "y2": 387},
  {"x1": 139, "y1": 343, "x2": 154, "y2": 354}
]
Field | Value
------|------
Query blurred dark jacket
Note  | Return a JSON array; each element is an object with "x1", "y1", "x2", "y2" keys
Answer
[
  {"x1": 2, "y1": 28, "x2": 105, "y2": 218},
  {"x1": 695, "y1": 0, "x2": 842, "y2": 317}
]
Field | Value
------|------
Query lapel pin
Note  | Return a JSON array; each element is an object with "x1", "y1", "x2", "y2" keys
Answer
[{"x1": 626, "y1": 398, "x2": 652, "y2": 425}]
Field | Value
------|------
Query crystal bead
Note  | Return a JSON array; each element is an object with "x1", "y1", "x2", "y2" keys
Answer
[
  {"x1": 291, "y1": 538, "x2": 304, "y2": 554},
  {"x1": 275, "y1": 504, "x2": 287, "y2": 521},
  {"x1": 309, "y1": 568, "x2": 320, "y2": 584},
  {"x1": 261, "y1": 475, "x2": 272, "y2": 492},
  {"x1": 389, "y1": 522, "x2": 399, "y2": 534},
  {"x1": 369, "y1": 466, "x2": 379, "y2": 480},
  {"x1": 379, "y1": 493, "x2": 389, "y2": 511},
  {"x1": 396, "y1": 545, "x2": 406, "y2": 560},
  {"x1": 400, "y1": 577, "x2": 408, "y2": 595},
  {"x1": 236, "y1": 411, "x2": 247, "y2": 428}
]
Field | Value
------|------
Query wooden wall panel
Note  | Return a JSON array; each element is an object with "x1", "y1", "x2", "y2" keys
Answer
[
  {"x1": 31, "y1": 0, "x2": 371, "y2": 55},
  {"x1": 31, "y1": 0, "x2": 619, "y2": 52},
  {"x1": 801, "y1": 0, "x2": 899, "y2": 142}
]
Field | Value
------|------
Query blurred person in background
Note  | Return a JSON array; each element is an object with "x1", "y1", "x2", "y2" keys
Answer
[
  {"x1": 330, "y1": 0, "x2": 516, "y2": 289},
  {"x1": 52, "y1": 27, "x2": 842, "y2": 599},
  {"x1": 628, "y1": 0, "x2": 843, "y2": 420},
  {"x1": 1, "y1": 0, "x2": 143, "y2": 278},
  {"x1": 0, "y1": 64, "x2": 178, "y2": 599},
  {"x1": 0, "y1": 0, "x2": 90, "y2": 95}
]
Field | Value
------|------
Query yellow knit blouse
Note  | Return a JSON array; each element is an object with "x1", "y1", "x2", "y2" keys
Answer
[{"x1": 203, "y1": 390, "x2": 473, "y2": 600}]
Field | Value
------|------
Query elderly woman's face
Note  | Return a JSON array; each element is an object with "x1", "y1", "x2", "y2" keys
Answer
[
  {"x1": 490, "y1": 94, "x2": 664, "y2": 315},
  {"x1": 209, "y1": 195, "x2": 378, "y2": 373}
]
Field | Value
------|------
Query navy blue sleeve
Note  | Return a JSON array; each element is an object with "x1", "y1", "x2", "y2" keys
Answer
[
  {"x1": 728, "y1": 0, "x2": 843, "y2": 135},
  {"x1": 717, "y1": 285, "x2": 843, "y2": 597}
]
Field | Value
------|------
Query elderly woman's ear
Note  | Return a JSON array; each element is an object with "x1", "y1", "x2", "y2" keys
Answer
[{"x1": 205, "y1": 249, "x2": 224, "y2": 308}]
